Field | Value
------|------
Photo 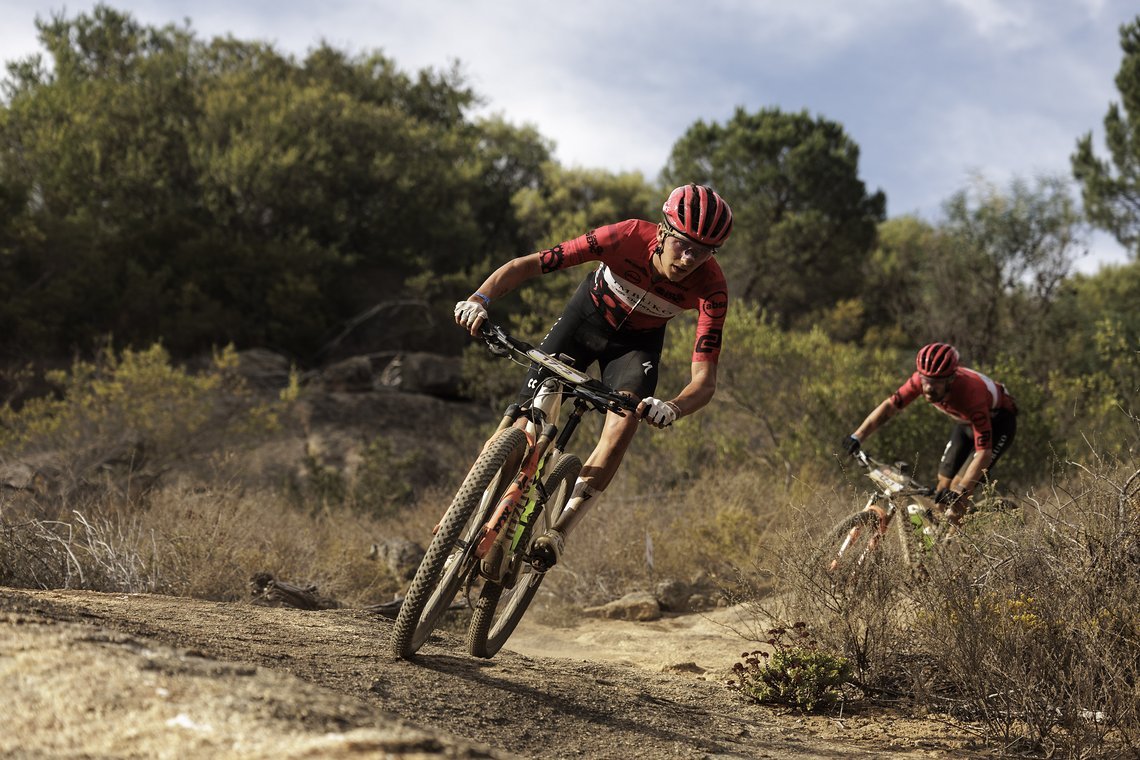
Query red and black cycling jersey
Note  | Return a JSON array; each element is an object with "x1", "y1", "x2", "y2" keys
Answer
[
  {"x1": 537, "y1": 219, "x2": 728, "y2": 363},
  {"x1": 891, "y1": 368, "x2": 1018, "y2": 450}
]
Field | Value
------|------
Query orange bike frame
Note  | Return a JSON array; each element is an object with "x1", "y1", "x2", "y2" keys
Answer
[{"x1": 474, "y1": 430, "x2": 541, "y2": 558}]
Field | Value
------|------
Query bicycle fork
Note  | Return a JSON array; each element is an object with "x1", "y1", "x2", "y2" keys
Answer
[
  {"x1": 835, "y1": 497, "x2": 891, "y2": 569},
  {"x1": 475, "y1": 422, "x2": 560, "y2": 583}
]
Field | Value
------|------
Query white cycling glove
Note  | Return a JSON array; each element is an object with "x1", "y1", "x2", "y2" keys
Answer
[
  {"x1": 454, "y1": 299, "x2": 488, "y2": 332},
  {"x1": 641, "y1": 397, "x2": 679, "y2": 427}
]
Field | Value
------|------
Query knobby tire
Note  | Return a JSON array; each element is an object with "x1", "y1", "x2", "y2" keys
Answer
[
  {"x1": 466, "y1": 453, "x2": 583, "y2": 658},
  {"x1": 389, "y1": 426, "x2": 528, "y2": 659}
]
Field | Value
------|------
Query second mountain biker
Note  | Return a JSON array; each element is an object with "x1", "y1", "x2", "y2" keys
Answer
[
  {"x1": 842, "y1": 342, "x2": 1019, "y2": 524},
  {"x1": 454, "y1": 183, "x2": 734, "y2": 570}
]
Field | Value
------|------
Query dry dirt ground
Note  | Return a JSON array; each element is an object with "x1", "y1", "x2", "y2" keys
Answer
[{"x1": 1, "y1": 587, "x2": 989, "y2": 759}]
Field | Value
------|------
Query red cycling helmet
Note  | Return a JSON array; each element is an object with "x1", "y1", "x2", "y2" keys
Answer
[
  {"x1": 916, "y1": 343, "x2": 959, "y2": 379},
  {"x1": 662, "y1": 184, "x2": 734, "y2": 247}
]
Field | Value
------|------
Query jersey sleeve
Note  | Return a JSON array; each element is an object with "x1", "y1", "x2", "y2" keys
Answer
[
  {"x1": 970, "y1": 409, "x2": 993, "y2": 450},
  {"x1": 691, "y1": 281, "x2": 728, "y2": 363},
  {"x1": 538, "y1": 220, "x2": 637, "y2": 273},
  {"x1": 890, "y1": 373, "x2": 923, "y2": 409}
]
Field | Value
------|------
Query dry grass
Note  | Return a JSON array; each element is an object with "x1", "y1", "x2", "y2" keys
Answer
[
  {"x1": 3, "y1": 346, "x2": 1137, "y2": 758},
  {"x1": 759, "y1": 456, "x2": 1140, "y2": 758},
  {"x1": 0, "y1": 483, "x2": 405, "y2": 607}
]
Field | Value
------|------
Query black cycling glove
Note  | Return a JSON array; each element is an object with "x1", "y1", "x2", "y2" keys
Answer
[
  {"x1": 934, "y1": 488, "x2": 961, "y2": 506},
  {"x1": 841, "y1": 435, "x2": 861, "y2": 456}
]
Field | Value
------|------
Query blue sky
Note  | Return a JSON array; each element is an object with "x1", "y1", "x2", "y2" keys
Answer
[{"x1": 2, "y1": 0, "x2": 1136, "y2": 272}]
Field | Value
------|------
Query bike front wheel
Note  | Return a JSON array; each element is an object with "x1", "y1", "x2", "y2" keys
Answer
[
  {"x1": 389, "y1": 426, "x2": 528, "y2": 659},
  {"x1": 466, "y1": 453, "x2": 582, "y2": 658},
  {"x1": 816, "y1": 509, "x2": 890, "y2": 579}
]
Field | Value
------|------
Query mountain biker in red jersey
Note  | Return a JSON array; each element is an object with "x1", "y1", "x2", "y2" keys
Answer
[
  {"x1": 454, "y1": 184, "x2": 733, "y2": 569},
  {"x1": 842, "y1": 343, "x2": 1018, "y2": 524}
]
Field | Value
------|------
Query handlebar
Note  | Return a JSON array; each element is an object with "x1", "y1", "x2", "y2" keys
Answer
[
  {"x1": 479, "y1": 323, "x2": 641, "y2": 416},
  {"x1": 852, "y1": 449, "x2": 932, "y2": 497}
]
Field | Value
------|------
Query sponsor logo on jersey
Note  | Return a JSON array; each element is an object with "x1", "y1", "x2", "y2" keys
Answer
[
  {"x1": 540, "y1": 244, "x2": 566, "y2": 273},
  {"x1": 586, "y1": 229, "x2": 603, "y2": 257},
  {"x1": 702, "y1": 290, "x2": 728, "y2": 319},
  {"x1": 694, "y1": 329, "x2": 722, "y2": 354},
  {"x1": 600, "y1": 266, "x2": 682, "y2": 319}
]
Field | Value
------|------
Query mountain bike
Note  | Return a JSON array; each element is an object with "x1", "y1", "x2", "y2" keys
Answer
[
  {"x1": 389, "y1": 322, "x2": 640, "y2": 660},
  {"x1": 818, "y1": 449, "x2": 945, "y2": 577}
]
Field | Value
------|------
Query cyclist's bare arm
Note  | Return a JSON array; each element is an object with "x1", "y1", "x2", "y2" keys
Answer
[
  {"x1": 852, "y1": 397, "x2": 900, "y2": 442},
  {"x1": 951, "y1": 446, "x2": 993, "y2": 496},
  {"x1": 672, "y1": 360, "x2": 718, "y2": 417},
  {"x1": 472, "y1": 253, "x2": 544, "y2": 304},
  {"x1": 636, "y1": 360, "x2": 718, "y2": 427},
  {"x1": 456, "y1": 253, "x2": 544, "y2": 336}
]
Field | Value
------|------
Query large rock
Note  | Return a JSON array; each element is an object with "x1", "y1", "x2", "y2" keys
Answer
[
  {"x1": 379, "y1": 353, "x2": 464, "y2": 398},
  {"x1": 367, "y1": 538, "x2": 426, "y2": 581},
  {"x1": 654, "y1": 579, "x2": 692, "y2": 612},
  {"x1": 319, "y1": 356, "x2": 375, "y2": 392},
  {"x1": 235, "y1": 349, "x2": 293, "y2": 390},
  {"x1": 583, "y1": 591, "x2": 662, "y2": 621}
]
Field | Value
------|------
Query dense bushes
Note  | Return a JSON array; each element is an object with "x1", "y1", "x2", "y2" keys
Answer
[{"x1": 765, "y1": 450, "x2": 1140, "y2": 756}]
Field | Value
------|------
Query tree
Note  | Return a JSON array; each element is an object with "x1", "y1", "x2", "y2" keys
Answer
[
  {"x1": 0, "y1": 6, "x2": 530, "y2": 360},
  {"x1": 1072, "y1": 15, "x2": 1140, "y2": 256},
  {"x1": 858, "y1": 216, "x2": 945, "y2": 349},
  {"x1": 662, "y1": 107, "x2": 885, "y2": 328},
  {"x1": 935, "y1": 174, "x2": 1083, "y2": 371}
]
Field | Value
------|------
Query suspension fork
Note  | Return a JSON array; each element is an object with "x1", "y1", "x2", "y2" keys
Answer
[
  {"x1": 475, "y1": 420, "x2": 557, "y2": 558},
  {"x1": 507, "y1": 399, "x2": 590, "y2": 553},
  {"x1": 861, "y1": 494, "x2": 891, "y2": 533}
]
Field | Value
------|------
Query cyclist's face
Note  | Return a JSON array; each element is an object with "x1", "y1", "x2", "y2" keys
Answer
[
  {"x1": 920, "y1": 374, "x2": 953, "y2": 402},
  {"x1": 655, "y1": 228, "x2": 716, "y2": 282}
]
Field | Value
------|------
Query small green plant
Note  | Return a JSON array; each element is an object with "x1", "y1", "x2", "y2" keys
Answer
[{"x1": 728, "y1": 623, "x2": 853, "y2": 712}]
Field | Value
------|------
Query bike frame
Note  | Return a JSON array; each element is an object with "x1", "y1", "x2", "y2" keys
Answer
[
  {"x1": 844, "y1": 450, "x2": 938, "y2": 567},
  {"x1": 468, "y1": 324, "x2": 638, "y2": 585}
]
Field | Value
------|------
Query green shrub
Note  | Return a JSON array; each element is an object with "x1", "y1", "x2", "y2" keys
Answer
[
  {"x1": 0, "y1": 342, "x2": 287, "y2": 487},
  {"x1": 728, "y1": 623, "x2": 853, "y2": 712}
]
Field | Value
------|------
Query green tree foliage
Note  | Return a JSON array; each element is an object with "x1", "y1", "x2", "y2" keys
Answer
[
  {"x1": 860, "y1": 175, "x2": 1083, "y2": 382},
  {"x1": 938, "y1": 175, "x2": 1082, "y2": 368},
  {"x1": 0, "y1": 5, "x2": 542, "y2": 361},
  {"x1": 858, "y1": 215, "x2": 947, "y2": 349},
  {"x1": 0, "y1": 342, "x2": 286, "y2": 486},
  {"x1": 1040, "y1": 263, "x2": 1140, "y2": 453},
  {"x1": 1072, "y1": 15, "x2": 1140, "y2": 256},
  {"x1": 662, "y1": 107, "x2": 885, "y2": 328}
]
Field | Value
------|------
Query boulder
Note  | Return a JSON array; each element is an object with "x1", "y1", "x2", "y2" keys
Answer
[
  {"x1": 368, "y1": 538, "x2": 426, "y2": 581},
  {"x1": 235, "y1": 349, "x2": 293, "y2": 390},
  {"x1": 654, "y1": 578, "x2": 692, "y2": 612},
  {"x1": 583, "y1": 591, "x2": 661, "y2": 621},
  {"x1": 379, "y1": 353, "x2": 464, "y2": 398}
]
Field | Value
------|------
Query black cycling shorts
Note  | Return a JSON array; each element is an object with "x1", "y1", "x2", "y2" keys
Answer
[
  {"x1": 938, "y1": 408, "x2": 1017, "y2": 479},
  {"x1": 517, "y1": 276, "x2": 665, "y2": 405}
]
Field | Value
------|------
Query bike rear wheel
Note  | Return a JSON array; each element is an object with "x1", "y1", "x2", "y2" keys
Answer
[
  {"x1": 389, "y1": 426, "x2": 528, "y2": 659},
  {"x1": 466, "y1": 453, "x2": 582, "y2": 658}
]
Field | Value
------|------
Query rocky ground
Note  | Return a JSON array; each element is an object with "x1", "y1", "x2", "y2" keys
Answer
[{"x1": 1, "y1": 587, "x2": 989, "y2": 759}]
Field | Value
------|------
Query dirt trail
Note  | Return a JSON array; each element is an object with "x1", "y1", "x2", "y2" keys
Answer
[{"x1": 1, "y1": 588, "x2": 984, "y2": 759}]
